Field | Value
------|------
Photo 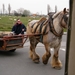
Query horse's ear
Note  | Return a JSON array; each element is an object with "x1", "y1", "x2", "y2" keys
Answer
[
  {"x1": 47, "y1": 5, "x2": 51, "y2": 15},
  {"x1": 63, "y1": 8, "x2": 67, "y2": 13}
]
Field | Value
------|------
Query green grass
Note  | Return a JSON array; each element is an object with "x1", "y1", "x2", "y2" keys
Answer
[
  {"x1": 0, "y1": 16, "x2": 40, "y2": 31},
  {"x1": 0, "y1": 15, "x2": 67, "y2": 32}
]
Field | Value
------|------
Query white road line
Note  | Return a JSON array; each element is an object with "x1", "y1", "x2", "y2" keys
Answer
[
  {"x1": 24, "y1": 42, "x2": 66, "y2": 51},
  {"x1": 60, "y1": 48, "x2": 66, "y2": 51},
  {"x1": 50, "y1": 48, "x2": 66, "y2": 51}
]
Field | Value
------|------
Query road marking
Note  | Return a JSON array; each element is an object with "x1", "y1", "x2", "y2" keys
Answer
[
  {"x1": 50, "y1": 48, "x2": 66, "y2": 51},
  {"x1": 60, "y1": 48, "x2": 66, "y2": 51},
  {"x1": 24, "y1": 42, "x2": 66, "y2": 51}
]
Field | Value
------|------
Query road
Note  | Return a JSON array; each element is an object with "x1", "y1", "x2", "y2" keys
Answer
[{"x1": 0, "y1": 34, "x2": 67, "y2": 75}]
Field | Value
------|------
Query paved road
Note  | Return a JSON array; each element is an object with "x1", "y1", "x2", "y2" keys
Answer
[{"x1": 0, "y1": 34, "x2": 67, "y2": 75}]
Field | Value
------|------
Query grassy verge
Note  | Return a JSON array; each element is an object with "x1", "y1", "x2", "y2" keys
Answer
[
  {"x1": 0, "y1": 16, "x2": 40, "y2": 31},
  {"x1": 0, "y1": 15, "x2": 67, "y2": 32}
]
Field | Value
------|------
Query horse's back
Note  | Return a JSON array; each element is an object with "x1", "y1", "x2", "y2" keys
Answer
[
  {"x1": 27, "y1": 17, "x2": 49, "y2": 35},
  {"x1": 28, "y1": 20, "x2": 39, "y2": 26},
  {"x1": 27, "y1": 20, "x2": 38, "y2": 34}
]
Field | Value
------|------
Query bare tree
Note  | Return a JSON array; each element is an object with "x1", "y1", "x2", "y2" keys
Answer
[
  {"x1": 23, "y1": 10, "x2": 31, "y2": 16},
  {"x1": 55, "y1": 5, "x2": 57, "y2": 13},
  {"x1": 17, "y1": 8, "x2": 24, "y2": 15},
  {"x1": 13, "y1": 10, "x2": 19, "y2": 16},
  {"x1": 0, "y1": 10, "x2": 2, "y2": 15},
  {"x1": 2, "y1": 4, "x2": 5, "y2": 15},
  {"x1": 8, "y1": 4, "x2": 11, "y2": 15},
  {"x1": 47, "y1": 4, "x2": 51, "y2": 14}
]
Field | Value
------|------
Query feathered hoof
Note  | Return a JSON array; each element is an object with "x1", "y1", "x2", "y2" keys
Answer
[
  {"x1": 53, "y1": 66, "x2": 62, "y2": 70},
  {"x1": 33, "y1": 59, "x2": 40, "y2": 64},
  {"x1": 42, "y1": 54, "x2": 50, "y2": 65},
  {"x1": 42, "y1": 61, "x2": 48, "y2": 65}
]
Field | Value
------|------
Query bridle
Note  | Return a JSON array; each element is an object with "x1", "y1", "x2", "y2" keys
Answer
[{"x1": 60, "y1": 14, "x2": 68, "y2": 28}]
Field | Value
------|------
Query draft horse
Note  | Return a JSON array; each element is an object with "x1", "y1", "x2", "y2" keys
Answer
[{"x1": 26, "y1": 8, "x2": 69, "y2": 69}]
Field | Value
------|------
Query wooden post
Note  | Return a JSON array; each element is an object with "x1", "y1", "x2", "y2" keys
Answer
[{"x1": 65, "y1": 0, "x2": 75, "y2": 75}]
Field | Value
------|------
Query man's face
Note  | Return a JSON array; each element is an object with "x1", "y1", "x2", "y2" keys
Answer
[{"x1": 17, "y1": 20, "x2": 21, "y2": 24}]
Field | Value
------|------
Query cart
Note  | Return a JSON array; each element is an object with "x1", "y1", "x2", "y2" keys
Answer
[
  {"x1": 0, "y1": 32, "x2": 42, "y2": 52},
  {"x1": 0, "y1": 34, "x2": 28, "y2": 52}
]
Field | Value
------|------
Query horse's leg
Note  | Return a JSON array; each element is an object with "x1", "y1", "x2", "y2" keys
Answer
[
  {"x1": 29, "y1": 37, "x2": 40, "y2": 63},
  {"x1": 29, "y1": 44, "x2": 33, "y2": 59},
  {"x1": 42, "y1": 43, "x2": 51, "y2": 64},
  {"x1": 51, "y1": 45, "x2": 62, "y2": 69}
]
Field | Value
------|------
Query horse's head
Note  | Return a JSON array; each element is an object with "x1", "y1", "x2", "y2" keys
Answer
[
  {"x1": 60, "y1": 8, "x2": 69, "y2": 29},
  {"x1": 48, "y1": 8, "x2": 69, "y2": 29}
]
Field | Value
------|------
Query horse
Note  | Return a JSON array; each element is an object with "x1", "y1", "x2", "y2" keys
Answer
[{"x1": 26, "y1": 8, "x2": 69, "y2": 69}]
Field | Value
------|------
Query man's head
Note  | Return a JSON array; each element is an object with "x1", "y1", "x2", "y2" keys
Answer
[{"x1": 17, "y1": 19, "x2": 22, "y2": 24}]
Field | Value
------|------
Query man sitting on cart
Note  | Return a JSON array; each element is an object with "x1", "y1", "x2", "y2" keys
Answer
[{"x1": 12, "y1": 18, "x2": 26, "y2": 35}]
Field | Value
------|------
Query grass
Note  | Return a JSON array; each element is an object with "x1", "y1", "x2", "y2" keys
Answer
[
  {"x1": 0, "y1": 16, "x2": 40, "y2": 31},
  {"x1": 0, "y1": 15, "x2": 67, "y2": 32}
]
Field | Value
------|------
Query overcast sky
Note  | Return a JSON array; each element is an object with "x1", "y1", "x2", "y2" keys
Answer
[{"x1": 0, "y1": 0, "x2": 69, "y2": 15}]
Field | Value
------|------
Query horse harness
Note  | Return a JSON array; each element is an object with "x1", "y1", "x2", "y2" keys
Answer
[
  {"x1": 31, "y1": 13, "x2": 67, "y2": 42},
  {"x1": 48, "y1": 14, "x2": 63, "y2": 37},
  {"x1": 31, "y1": 19, "x2": 48, "y2": 42},
  {"x1": 48, "y1": 12, "x2": 68, "y2": 38}
]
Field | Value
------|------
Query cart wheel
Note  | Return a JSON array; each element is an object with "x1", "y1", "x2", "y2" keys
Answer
[{"x1": 9, "y1": 49, "x2": 16, "y2": 52}]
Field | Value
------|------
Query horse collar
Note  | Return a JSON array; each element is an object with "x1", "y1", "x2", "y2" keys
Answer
[{"x1": 48, "y1": 18, "x2": 63, "y2": 37}]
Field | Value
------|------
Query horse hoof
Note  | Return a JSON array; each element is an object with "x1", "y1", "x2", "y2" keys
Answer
[
  {"x1": 43, "y1": 61, "x2": 47, "y2": 65},
  {"x1": 34, "y1": 60, "x2": 40, "y2": 64},
  {"x1": 53, "y1": 66, "x2": 62, "y2": 70}
]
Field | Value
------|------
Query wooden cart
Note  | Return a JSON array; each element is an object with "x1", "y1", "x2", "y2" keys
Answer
[{"x1": 0, "y1": 34, "x2": 28, "y2": 52}]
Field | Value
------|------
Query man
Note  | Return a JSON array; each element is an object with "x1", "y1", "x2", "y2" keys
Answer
[{"x1": 12, "y1": 19, "x2": 26, "y2": 35}]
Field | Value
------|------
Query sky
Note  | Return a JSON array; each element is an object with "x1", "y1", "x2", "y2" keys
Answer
[{"x1": 0, "y1": 0, "x2": 69, "y2": 15}]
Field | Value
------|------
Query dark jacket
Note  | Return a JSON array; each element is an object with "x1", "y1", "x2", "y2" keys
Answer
[{"x1": 12, "y1": 23, "x2": 26, "y2": 35}]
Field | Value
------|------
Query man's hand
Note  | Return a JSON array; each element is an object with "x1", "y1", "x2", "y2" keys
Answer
[
  {"x1": 22, "y1": 29, "x2": 24, "y2": 31},
  {"x1": 8, "y1": 32, "x2": 15, "y2": 36},
  {"x1": 19, "y1": 33, "x2": 22, "y2": 35}
]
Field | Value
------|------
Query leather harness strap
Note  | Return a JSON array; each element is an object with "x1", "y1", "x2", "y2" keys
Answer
[{"x1": 48, "y1": 15, "x2": 63, "y2": 37}]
